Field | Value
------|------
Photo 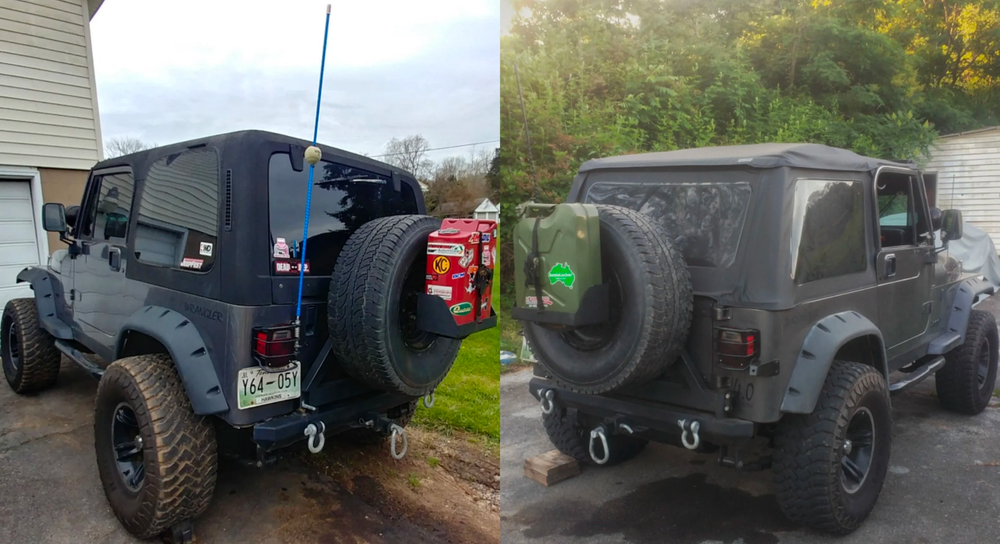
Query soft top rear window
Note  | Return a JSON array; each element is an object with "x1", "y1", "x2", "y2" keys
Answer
[
  {"x1": 268, "y1": 153, "x2": 417, "y2": 276},
  {"x1": 584, "y1": 181, "x2": 751, "y2": 268}
]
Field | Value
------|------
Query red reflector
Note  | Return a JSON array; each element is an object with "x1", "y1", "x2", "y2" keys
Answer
[
  {"x1": 746, "y1": 334, "x2": 755, "y2": 356},
  {"x1": 255, "y1": 332, "x2": 267, "y2": 354}
]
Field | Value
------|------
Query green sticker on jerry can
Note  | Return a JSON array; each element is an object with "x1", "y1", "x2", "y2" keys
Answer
[
  {"x1": 450, "y1": 302, "x2": 472, "y2": 316},
  {"x1": 548, "y1": 263, "x2": 576, "y2": 288},
  {"x1": 513, "y1": 202, "x2": 602, "y2": 318}
]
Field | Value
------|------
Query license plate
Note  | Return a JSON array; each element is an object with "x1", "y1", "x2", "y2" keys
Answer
[{"x1": 237, "y1": 366, "x2": 300, "y2": 410}]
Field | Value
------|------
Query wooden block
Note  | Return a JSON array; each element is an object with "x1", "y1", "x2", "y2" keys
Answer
[{"x1": 524, "y1": 449, "x2": 581, "y2": 487}]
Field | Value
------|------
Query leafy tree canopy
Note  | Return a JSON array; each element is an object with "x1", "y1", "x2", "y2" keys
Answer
[{"x1": 499, "y1": 0, "x2": 1000, "y2": 279}]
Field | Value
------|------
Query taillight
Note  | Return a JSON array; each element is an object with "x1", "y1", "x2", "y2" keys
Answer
[
  {"x1": 252, "y1": 325, "x2": 296, "y2": 369},
  {"x1": 715, "y1": 328, "x2": 759, "y2": 370}
]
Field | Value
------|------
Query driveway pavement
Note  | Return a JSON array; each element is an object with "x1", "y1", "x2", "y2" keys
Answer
[
  {"x1": 0, "y1": 361, "x2": 441, "y2": 544},
  {"x1": 501, "y1": 298, "x2": 1000, "y2": 544}
]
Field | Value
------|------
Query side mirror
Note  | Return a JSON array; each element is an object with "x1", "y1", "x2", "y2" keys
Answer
[
  {"x1": 42, "y1": 203, "x2": 67, "y2": 233},
  {"x1": 930, "y1": 207, "x2": 943, "y2": 231},
  {"x1": 942, "y1": 209, "x2": 963, "y2": 242}
]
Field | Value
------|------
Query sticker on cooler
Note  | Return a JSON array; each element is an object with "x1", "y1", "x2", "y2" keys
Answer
[
  {"x1": 427, "y1": 243, "x2": 465, "y2": 257},
  {"x1": 273, "y1": 238, "x2": 290, "y2": 258},
  {"x1": 180, "y1": 257, "x2": 203, "y2": 270},
  {"x1": 274, "y1": 260, "x2": 310, "y2": 274},
  {"x1": 428, "y1": 284, "x2": 453, "y2": 301},
  {"x1": 459, "y1": 248, "x2": 475, "y2": 268},
  {"x1": 431, "y1": 256, "x2": 451, "y2": 274}
]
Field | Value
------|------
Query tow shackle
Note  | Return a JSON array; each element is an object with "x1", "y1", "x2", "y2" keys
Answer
[{"x1": 677, "y1": 419, "x2": 701, "y2": 450}]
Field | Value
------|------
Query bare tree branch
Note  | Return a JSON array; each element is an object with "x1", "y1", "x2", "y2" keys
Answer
[{"x1": 105, "y1": 136, "x2": 154, "y2": 158}]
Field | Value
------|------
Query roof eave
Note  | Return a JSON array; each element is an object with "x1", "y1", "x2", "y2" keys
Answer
[{"x1": 88, "y1": 0, "x2": 104, "y2": 20}]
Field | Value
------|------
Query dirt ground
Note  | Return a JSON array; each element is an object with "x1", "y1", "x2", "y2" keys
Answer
[{"x1": 0, "y1": 359, "x2": 499, "y2": 544}]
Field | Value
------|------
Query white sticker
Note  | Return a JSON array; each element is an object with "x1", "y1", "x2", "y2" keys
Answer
[
  {"x1": 525, "y1": 295, "x2": 554, "y2": 308},
  {"x1": 199, "y1": 242, "x2": 214, "y2": 256},
  {"x1": 428, "y1": 285, "x2": 453, "y2": 301},
  {"x1": 427, "y1": 243, "x2": 465, "y2": 257},
  {"x1": 459, "y1": 248, "x2": 475, "y2": 268},
  {"x1": 273, "y1": 237, "x2": 290, "y2": 258},
  {"x1": 180, "y1": 257, "x2": 203, "y2": 270}
]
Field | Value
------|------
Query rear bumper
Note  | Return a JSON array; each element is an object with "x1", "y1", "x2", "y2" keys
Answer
[
  {"x1": 253, "y1": 392, "x2": 413, "y2": 451},
  {"x1": 529, "y1": 377, "x2": 756, "y2": 446}
]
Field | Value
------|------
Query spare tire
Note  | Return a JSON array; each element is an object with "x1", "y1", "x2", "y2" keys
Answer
[
  {"x1": 524, "y1": 205, "x2": 692, "y2": 394},
  {"x1": 329, "y1": 215, "x2": 461, "y2": 396}
]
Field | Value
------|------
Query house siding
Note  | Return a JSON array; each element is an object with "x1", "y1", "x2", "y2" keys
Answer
[
  {"x1": 925, "y1": 127, "x2": 1000, "y2": 244},
  {"x1": 0, "y1": 0, "x2": 102, "y2": 171}
]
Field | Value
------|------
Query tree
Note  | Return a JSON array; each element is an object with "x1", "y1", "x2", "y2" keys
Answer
[
  {"x1": 381, "y1": 135, "x2": 434, "y2": 180},
  {"x1": 105, "y1": 136, "x2": 154, "y2": 158}
]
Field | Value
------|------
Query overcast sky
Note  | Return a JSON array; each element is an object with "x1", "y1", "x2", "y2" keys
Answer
[{"x1": 90, "y1": 0, "x2": 499, "y2": 163}]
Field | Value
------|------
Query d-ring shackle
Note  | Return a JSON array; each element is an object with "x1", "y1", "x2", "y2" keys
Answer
[
  {"x1": 304, "y1": 422, "x2": 326, "y2": 454},
  {"x1": 390, "y1": 423, "x2": 408, "y2": 459},
  {"x1": 678, "y1": 419, "x2": 700, "y2": 450},
  {"x1": 589, "y1": 426, "x2": 610, "y2": 464},
  {"x1": 539, "y1": 389, "x2": 555, "y2": 414}
]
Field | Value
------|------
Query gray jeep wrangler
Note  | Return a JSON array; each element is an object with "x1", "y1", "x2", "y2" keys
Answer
[
  {"x1": 519, "y1": 143, "x2": 998, "y2": 534},
  {"x1": 1, "y1": 130, "x2": 492, "y2": 541}
]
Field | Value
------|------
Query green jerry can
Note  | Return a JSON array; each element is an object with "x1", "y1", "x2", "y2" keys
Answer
[{"x1": 512, "y1": 203, "x2": 609, "y2": 327}]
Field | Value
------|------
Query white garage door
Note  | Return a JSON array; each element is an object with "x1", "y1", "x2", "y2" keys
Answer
[{"x1": 0, "y1": 181, "x2": 41, "y2": 310}]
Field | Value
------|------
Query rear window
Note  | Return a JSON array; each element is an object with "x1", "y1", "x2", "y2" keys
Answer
[
  {"x1": 268, "y1": 153, "x2": 418, "y2": 275},
  {"x1": 584, "y1": 181, "x2": 751, "y2": 268},
  {"x1": 134, "y1": 148, "x2": 219, "y2": 273}
]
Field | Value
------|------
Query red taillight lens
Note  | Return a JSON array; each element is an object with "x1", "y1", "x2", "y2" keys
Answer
[
  {"x1": 252, "y1": 326, "x2": 296, "y2": 368},
  {"x1": 715, "y1": 328, "x2": 760, "y2": 369}
]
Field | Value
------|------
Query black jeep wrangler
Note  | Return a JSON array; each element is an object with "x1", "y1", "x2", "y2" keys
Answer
[
  {"x1": 517, "y1": 143, "x2": 997, "y2": 534},
  {"x1": 1, "y1": 130, "x2": 490, "y2": 540}
]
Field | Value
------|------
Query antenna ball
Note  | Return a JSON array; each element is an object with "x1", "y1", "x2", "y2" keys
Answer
[{"x1": 304, "y1": 146, "x2": 322, "y2": 165}]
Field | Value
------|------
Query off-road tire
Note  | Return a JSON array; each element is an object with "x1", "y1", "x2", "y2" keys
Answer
[
  {"x1": 542, "y1": 407, "x2": 648, "y2": 466},
  {"x1": 329, "y1": 215, "x2": 461, "y2": 397},
  {"x1": 1, "y1": 298, "x2": 60, "y2": 394},
  {"x1": 524, "y1": 205, "x2": 692, "y2": 394},
  {"x1": 341, "y1": 401, "x2": 417, "y2": 445},
  {"x1": 773, "y1": 360, "x2": 891, "y2": 535},
  {"x1": 936, "y1": 309, "x2": 999, "y2": 415},
  {"x1": 94, "y1": 354, "x2": 217, "y2": 540}
]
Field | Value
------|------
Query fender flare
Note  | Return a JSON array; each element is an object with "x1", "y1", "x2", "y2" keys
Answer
[
  {"x1": 115, "y1": 305, "x2": 229, "y2": 415},
  {"x1": 780, "y1": 311, "x2": 888, "y2": 415},
  {"x1": 928, "y1": 277, "x2": 995, "y2": 355},
  {"x1": 15, "y1": 267, "x2": 72, "y2": 339}
]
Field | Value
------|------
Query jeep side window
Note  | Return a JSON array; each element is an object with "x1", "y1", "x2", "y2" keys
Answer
[
  {"x1": 876, "y1": 173, "x2": 927, "y2": 247},
  {"x1": 790, "y1": 179, "x2": 867, "y2": 284},
  {"x1": 133, "y1": 148, "x2": 220, "y2": 273},
  {"x1": 78, "y1": 172, "x2": 135, "y2": 242}
]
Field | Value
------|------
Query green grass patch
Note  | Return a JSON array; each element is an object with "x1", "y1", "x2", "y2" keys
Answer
[{"x1": 411, "y1": 272, "x2": 501, "y2": 444}]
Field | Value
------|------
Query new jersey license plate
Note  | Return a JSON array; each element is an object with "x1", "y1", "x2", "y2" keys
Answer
[{"x1": 237, "y1": 366, "x2": 300, "y2": 410}]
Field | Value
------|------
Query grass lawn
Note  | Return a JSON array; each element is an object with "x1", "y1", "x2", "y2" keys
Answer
[{"x1": 412, "y1": 270, "x2": 501, "y2": 445}]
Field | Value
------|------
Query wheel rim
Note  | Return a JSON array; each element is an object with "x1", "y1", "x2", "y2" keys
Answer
[
  {"x1": 2, "y1": 315, "x2": 19, "y2": 375},
  {"x1": 977, "y1": 336, "x2": 991, "y2": 389},
  {"x1": 841, "y1": 406, "x2": 875, "y2": 494},
  {"x1": 111, "y1": 402, "x2": 145, "y2": 492}
]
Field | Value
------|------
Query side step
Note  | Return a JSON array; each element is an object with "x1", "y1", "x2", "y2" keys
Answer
[
  {"x1": 54, "y1": 339, "x2": 104, "y2": 380},
  {"x1": 889, "y1": 355, "x2": 945, "y2": 396}
]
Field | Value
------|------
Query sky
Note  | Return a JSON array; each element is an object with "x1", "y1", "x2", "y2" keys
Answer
[{"x1": 90, "y1": 0, "x2": 500, "y2": 163}]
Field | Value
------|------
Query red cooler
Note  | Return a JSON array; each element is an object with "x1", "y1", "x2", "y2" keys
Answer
[{"x1": 425, "y1": 219, "x2": 497, "y2": 326}]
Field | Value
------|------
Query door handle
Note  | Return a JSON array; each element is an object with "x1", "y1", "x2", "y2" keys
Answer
[
  {"x1": 108, "y1": 247, "x2": 121, "y2": 271},
  {"x1": 884, "y1": 253, "x2": 896, "y2": 278}
]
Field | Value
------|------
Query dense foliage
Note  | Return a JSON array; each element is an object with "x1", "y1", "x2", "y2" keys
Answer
[{"x1": 499, "y1": 0, "x2": 1000, "y2": 283}]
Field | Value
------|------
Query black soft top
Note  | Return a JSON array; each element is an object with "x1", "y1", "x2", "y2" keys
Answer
[
  {"x1": 578, "y1": 143, "x2": 904, "y2": 173},
  {"x1": 94, "y1": 129, "x2": 406, "y2": 177}
]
